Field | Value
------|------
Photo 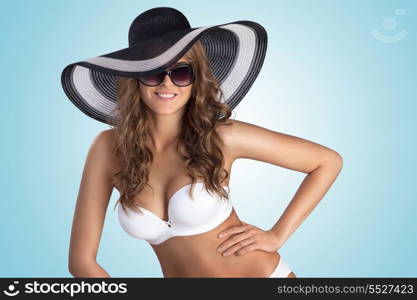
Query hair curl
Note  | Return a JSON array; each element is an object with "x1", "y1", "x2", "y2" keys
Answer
[{"x1": 109, "y1": 40, "x2": 234, "y2": 216}]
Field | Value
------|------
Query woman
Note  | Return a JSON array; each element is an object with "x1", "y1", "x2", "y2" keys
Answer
[{"x1": 63, "y1": 7, "x2": 343, "y2": 278}]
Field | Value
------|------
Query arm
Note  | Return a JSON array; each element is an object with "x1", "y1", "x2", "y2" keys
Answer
[
  {"x1": 68, "y1": 129, "x2": 117, "y2": 278},
  {"x1": 269, "y1": 154, "x2": 342, "y2": 248},
  {"x1": 224, "y1": 119, "x2": 343, "y2": 248}
]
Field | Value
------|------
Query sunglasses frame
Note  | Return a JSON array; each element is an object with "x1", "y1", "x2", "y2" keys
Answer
[{"x1": 138, "y1": 63, "x2": 195, "y2": 87}]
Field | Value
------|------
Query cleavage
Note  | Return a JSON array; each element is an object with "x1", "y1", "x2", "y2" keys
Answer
[
  {"x1": 137, "y1": 179, "x2": 198, "y2": 223},
  {"x1": 139, "y1": 149, "x2": 189, "y2": 222}
]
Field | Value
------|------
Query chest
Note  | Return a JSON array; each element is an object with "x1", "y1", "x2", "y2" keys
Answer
[
  {"x1": 114, "y1": 146, "x2": 234, "y2": 222},
  {"x1": 117, "y1": 181, "x2": 233, "y2": 245}
]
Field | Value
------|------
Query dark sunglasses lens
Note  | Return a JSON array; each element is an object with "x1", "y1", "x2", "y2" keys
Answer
[
  {"x1": 171, "y1": 65, "x2": 194, "y2": 86},
  {"x1": 140, "y1": 73, "x2": 165, "y2": 86}
]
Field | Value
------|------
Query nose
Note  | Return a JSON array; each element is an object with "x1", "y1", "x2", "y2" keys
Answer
[{"x1": 160, "y1": 73, "x2": 174, "y2": 86}]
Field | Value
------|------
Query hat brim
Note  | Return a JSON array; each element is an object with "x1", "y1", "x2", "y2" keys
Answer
[{"x1": 61, "y1": 20, "x2": 267, "y2": 125}]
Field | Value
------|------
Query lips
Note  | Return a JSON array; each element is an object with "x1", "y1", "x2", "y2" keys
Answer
[
  {"x1": 154, "y1": 92, "x2": 177, "y2": 101},
  {"x1": 154, "y1": 92, "x2": 178, "y2": 95}
]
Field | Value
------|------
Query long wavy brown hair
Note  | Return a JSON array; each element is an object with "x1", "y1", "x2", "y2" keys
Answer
[{"x1": 109, "y1": 40, "x2": 235, "y2": 215}]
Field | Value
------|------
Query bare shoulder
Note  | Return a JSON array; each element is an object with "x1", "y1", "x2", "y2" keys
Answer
[
  {"x1": 98, "y1": 128, "x2": 116, "y2": 146},
  {"x1": 220, "y1": 119, "x2": 342, "y2": 173},
  {"x1": 88, "y1": 128, "x2": 119, "y2": 182},
  {"x1": 214, "y1": 119, "x2": 235, "y2": 160},
  {"x1": 92, "y1": 128, "x2": 116, "y2": 159}
]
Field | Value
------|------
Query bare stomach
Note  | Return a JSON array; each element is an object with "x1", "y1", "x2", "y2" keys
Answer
[{"x1": 150, "y1": 209, "x2": 281, "y2": 277}]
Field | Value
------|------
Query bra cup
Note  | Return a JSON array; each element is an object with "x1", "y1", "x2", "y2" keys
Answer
[
  {"x1": 117, "y1": 203, "x2": 167, "y2": 241},
  {"x1": 169, "y1": 184, "x2": 226, "y2": 229}
]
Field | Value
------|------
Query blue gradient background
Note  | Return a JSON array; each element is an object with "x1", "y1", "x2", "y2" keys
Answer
[{"x1": 1, "y1": 0, "x2": 415, "y2": 277}]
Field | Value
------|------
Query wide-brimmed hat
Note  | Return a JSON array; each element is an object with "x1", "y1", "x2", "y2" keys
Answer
[{"x1": 61, "y1": 6, "x2": 268, "y2": 125}]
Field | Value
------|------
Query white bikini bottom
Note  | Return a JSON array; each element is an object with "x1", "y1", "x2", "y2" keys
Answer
[{"x1": 268, "y1": 254, "x2": 293, "y2": 278}]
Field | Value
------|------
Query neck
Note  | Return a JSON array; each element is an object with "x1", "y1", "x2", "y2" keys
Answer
[{"x1": 146, "y1": 110, "x2": 183, "y2": 152}]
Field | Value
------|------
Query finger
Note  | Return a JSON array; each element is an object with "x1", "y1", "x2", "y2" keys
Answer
[
  {"x1": 218, "y1": 224, "x2": 249, "y2": 238},
  {"x1": 236, "y1": 241, "x2": 258, "y2": 256},
  {"x1": 222, "y1": 237, "x2": 256, "y2": 257},
  {"x1": 217, "y1": 230, "x2": 254, "y2": 254}
]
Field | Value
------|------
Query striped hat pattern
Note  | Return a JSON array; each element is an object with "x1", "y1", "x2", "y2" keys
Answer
[{"x1": 61, "y1": 7, "x2": 268, "y2": 125}]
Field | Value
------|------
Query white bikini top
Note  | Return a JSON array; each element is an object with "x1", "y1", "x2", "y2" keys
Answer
[{"x1": 117, "y1": 182, "x2": 233, "y2": 245}]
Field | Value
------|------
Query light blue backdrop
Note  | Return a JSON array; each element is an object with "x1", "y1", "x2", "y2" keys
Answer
[{"x1": 1, "y1": 0, "x2": 415, "y2": 277}]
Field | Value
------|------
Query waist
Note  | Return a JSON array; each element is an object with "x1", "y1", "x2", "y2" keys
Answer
[{"x1": 151, "y1": 209, "x2": 280, "y2": 277}]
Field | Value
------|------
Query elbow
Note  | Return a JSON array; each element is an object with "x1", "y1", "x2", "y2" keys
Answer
[
  {"x1": 68, "y1": 257, "x2": 94, "y2": 277},
  {"x1": 332, "y1": 152, "x2": 343, "y2": 169},
  {"x1": 68, "y1": 259, "x2": 80, "y2": 277},
  {"x1": 68, "y1": 266, "x2": 77, "y2": 278},
  {"x1": 68, "y1": 261, "x2": 76, "y2": 277},
  {"x1": 319, "y1": 151, "x2": 343, "y2": 170}
]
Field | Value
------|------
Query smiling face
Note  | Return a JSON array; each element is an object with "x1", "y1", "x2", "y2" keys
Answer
[{"x1": 138, "y1": 56, "x2": 193, "y2": 116}]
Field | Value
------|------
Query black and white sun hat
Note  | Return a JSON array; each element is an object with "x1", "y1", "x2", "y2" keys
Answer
[{"x1": 61, "y1": 6, "x2": 268, "y2": 125}]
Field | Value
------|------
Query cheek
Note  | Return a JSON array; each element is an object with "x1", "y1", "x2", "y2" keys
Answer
[
  {"x1": 138, "y1": 92, "x2": 155, "y2": 109},
  {"x1": 141, "y1": 89, "x2": 156, "y2": 100},
  {"x1": 183, "y1": 86, "x2": 193, "y2": 99},
  {"x1": 180, "y1": 89, "x2": 192, "y2": 104}
]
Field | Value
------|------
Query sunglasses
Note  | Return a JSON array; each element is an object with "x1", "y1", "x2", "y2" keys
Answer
[{"x1": 138, "y1": 63, "x2": 195, "y2": 87}]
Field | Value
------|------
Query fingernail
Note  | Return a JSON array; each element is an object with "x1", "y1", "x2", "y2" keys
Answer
[{"x1": 218, "y1": 234, "x2": 223, "y2": 238}]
